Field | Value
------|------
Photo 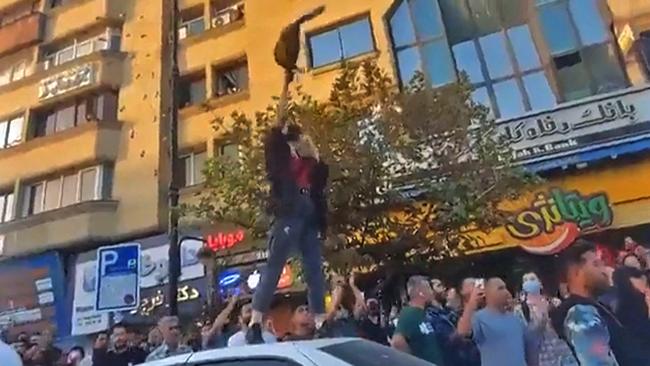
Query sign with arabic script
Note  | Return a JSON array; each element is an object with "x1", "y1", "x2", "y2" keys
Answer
[
  {"x1": 38, "y1": 63, "x2": 96, "y2": 100},
  {"x1": 505, "y1": 188, "x2": 613, "y2": 255},
  {"x1": 498, "y1": 86, "x2": 650, "y2": 165}
]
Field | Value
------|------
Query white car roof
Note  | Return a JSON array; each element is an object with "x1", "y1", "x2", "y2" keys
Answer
[
  {"x1": 189, "y1": 338, "x2": 358, "y2": 362},
  {"x1": 138, "y1": 338, "x2": 359, "y2": 366}
]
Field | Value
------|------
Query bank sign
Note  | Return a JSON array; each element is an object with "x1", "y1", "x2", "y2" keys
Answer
[
  {"x1": 498, "y1": 86, "x2": 650, "y2": 168},
  {"x1": 505, "y1": 188, "x2": 613, "y2": 255}
]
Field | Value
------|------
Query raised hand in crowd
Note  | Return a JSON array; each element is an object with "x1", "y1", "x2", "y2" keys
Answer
[{"x1": 202, "y1": 294, "x2": 239, "y2": 350}]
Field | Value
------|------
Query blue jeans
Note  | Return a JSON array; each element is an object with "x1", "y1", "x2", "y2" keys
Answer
[{"x1": 252, "y1": 188, "x2": 326, "y2": 314}]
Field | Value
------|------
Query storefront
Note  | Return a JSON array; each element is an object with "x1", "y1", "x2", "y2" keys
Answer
[
  {"x1": 69, "y1": 234, "x2": 206, "y2": 336},
  {"x1": 0, "y1": 252, "x2": 68, "y2": 340}
]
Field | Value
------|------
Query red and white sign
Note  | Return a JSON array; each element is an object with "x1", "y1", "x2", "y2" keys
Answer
[{"x1": 205, "y1": 230, "x2": 246, "y2": 252}]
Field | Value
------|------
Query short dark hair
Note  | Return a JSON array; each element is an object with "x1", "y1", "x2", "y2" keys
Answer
[
  {"x1": 112, "y1": 324, "x2": 127, "y2": 333},
  {"x1": 286, "y1": 124, "x2": 302, "y2": 141},
  {"x1": 560, "y1": 240, "x2": 596, "y2": 279},
  {"x1": 69, "y1": 345, "x2": 85, "y2": 358}
]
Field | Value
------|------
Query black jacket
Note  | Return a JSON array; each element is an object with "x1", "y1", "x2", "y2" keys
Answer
[
  {"x1": 264, "y1": 126, "x2": 329, "y2": 232},
  {"x1": 551, "y1": 294, "x2": 649, "y2": 366},
  {"x1": 92, "y1": 347, "x2": 147, "y2": 366}
]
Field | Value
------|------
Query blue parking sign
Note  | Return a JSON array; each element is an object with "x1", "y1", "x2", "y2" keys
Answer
[{"x1": 95, "y1": 243, "x2": 141, "y2": 312}]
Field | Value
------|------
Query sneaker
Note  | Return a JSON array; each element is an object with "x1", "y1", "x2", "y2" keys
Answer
[{"x1": 246, "y1": 323, "x2": 264, "y2": 345}]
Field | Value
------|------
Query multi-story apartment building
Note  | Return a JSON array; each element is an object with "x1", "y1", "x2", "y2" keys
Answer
[{"x1": 0, "y1": 0, "x2": 650, "y2": 339}]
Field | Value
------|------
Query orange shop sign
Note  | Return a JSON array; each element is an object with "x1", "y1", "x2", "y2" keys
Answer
[{"x1": 505, "y1": 188, "x2": 613, "y2": 255}]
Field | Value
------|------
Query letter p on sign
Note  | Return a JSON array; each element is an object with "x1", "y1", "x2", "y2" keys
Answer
[{"x1": 100, "y1": 250, "x2": 118, "y2": 276}]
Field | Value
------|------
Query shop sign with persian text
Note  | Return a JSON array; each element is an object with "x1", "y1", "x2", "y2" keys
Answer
[
  {"x1": 505, "y1": 188, "x2": 613, "y2": 255},
  {"x1": 498, "y1": 86, "x2": 650, "y2": 165}
]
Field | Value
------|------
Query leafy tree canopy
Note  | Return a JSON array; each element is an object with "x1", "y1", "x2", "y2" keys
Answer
[{"x1": 181, "y1": 61, "x2": 539, "y2": 272}]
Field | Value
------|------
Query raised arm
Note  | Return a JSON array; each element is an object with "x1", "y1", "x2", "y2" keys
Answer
[{"x1": 276, "y1": 69, "x2": 294, "y2": 129}]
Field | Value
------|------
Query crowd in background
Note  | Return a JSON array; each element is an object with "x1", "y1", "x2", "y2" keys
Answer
[{"x1": 1, "y1": 238, "x2": 650, "y2": 366}]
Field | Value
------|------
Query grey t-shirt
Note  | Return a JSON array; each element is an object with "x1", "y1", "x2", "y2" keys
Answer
[{"x1": 472, "y1": 308, "x2": 528, "y2": 366}]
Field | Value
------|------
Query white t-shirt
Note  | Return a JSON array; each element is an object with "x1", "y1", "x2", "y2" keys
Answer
[
  {"x1": 227, "y1": 330, "x2": 277, "y2": 347},
  {"x1": 0, "y1": 340, "x2": 22, "y2": 366}
]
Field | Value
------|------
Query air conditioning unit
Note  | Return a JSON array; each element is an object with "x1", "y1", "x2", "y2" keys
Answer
[{"x1": 212, "y1": 11, "x2": 232, "y2": 28}]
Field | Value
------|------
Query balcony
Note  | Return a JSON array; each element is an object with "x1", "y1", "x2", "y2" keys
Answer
[
  {"x1": 0, "y1": 12, "x2": 45, "y2": 56},
  {"x1": 0, "y1": 120, "x2": 122, "y2": 188},
  {"x1": 45, "y1": 0, "x2": 125, "y2": 43},
  {"x1": 0, "y1": 200, "x2": 119, "y2": 256}
]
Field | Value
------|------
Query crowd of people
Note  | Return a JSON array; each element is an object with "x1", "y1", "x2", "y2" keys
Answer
[{"x1": 1, "y1": 239, "x2": 650, "y2": 366}]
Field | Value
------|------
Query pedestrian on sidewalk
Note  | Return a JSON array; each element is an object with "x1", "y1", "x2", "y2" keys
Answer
[
  {"x1": 228, "y1": 303, "x2": 277, "y2": 347},
  {"x1": 93, "y1": 325, "x2": 147, "y2": 366},
  {"x1": 145, "y1": 316, "x2": 192, "y2": 362},
  {"x1": 457, "y1": 277, "x2": 542, "y2": 366},
  {"x1": 391, "y1": 276, "x2": 446, "y2": 366},
  {"x1": 551, "y1": 240, "x2": 648, "y2": 366}
]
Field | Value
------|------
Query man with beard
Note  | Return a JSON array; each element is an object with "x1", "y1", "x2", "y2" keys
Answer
[
  {"x1": 93, "y1": 325, "x2": 147, "y2": 366},
  {"x1": 425, "y1": 279, "x2": 461, "y2": 365},
  {"x1": 229, "y1": 303, "x2": 277, "y2": 347},
  {"x1": 391, "y1": 276, "x2": 446, "y2": 365},
  {"x1": 551, "y1": 240, "x2": 648, "y2": 366},
  {"x1": 356, "y1": 298, "x2": 389, "y2": 345}
]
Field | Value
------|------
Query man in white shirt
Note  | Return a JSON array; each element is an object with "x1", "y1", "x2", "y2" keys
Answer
[
  {"x1": 0, "y1": 339, "x2": 23, "y2": 366},
  {"x1": 228, "y1": 303, "x2": 276, "y2": 347}
]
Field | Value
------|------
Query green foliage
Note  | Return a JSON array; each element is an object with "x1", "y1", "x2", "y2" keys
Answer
[{"x1": 181, "y1": 61, "x2": 539, "y2": 271}]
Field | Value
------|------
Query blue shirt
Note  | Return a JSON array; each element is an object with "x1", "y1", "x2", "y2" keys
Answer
[{"x1": 472, "y1": 308, "x2": 528, "y2": 366}]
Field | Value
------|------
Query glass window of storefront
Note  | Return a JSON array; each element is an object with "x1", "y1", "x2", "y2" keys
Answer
[{"x1": 387, "y1": 0, "x2": 628, "y2": 119}]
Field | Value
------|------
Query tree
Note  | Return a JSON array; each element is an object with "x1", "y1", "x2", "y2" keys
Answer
[{"x1": 181, "y1": 61, "x2": 539, "y2": 272}]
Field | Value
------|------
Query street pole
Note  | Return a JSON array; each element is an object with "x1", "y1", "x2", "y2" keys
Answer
[{"x1": 167, "y1": 0, "x2": 181, "y2": 316}]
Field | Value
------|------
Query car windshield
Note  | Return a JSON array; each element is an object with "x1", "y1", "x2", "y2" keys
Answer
[{"x1": 319, "y1": 340, "x2": 436, "y2": 366}]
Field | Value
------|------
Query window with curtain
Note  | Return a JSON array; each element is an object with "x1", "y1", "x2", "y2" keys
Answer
[
  {"x1": 387, "y1": 0, "x2": 627, "y2": 119},
  {"x1": 22, "y1": 166, "x2": 105, "y2": 217}
]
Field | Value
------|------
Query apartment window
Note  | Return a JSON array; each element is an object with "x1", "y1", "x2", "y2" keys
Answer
[
  {"x1": 43, "y1": 29, "x2": 121, "y2": 70},
  {"x1": 388, "y1": 0, "x2": 626, "y2": 118},
  {"x1": 215, "y1": 142, "x2": 238, "y2": 160},
  {"x1": 211, "y1": 0, "x2": 244, "y2": 29},
  {"x1": 179, "y1": 73, "x2": 206, "y2": 108},
  {"x1": 0, "y1": 116, "x2": 24, "y2": 149},
  {"x1": 50, "y1": 0, "x2": 77, "y2": 7},
  {"x1": 308, "y1": 17, "x2": 375, "y2": 68},
  {"x1": 179, "y1": 6, "x2": 205, "y2": 40},
  {"x1": 33, "y1": 91, "x2": 118, "y2": 137},
  {"x1": 0, "y1": 191, "x2": 15, "y2": 223},
  {"x1": 213, "y1": 60, "x2": 248, "y2": 98},
  {"x1": 389, "y1": 0, "x2": 455, "y2": 87},
  {"x1": 22, "y1": 166, "x2": 105, "y2": 216},
  {"x1": 177, "y1": 150, "x2": 207, "y2": 187},
  {"x1": 537, "y1": 0, "x2": 626, "y2": 101},
  {"x1": 0, "y1": 61, "x2": 26, "y2": 86}
]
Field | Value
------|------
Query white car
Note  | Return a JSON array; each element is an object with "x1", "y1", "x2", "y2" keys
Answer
[{"x1": 139, "y1": 338, "x2": 436, "y2": 366}]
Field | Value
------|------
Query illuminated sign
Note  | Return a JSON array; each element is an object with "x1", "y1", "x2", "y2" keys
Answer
[
  {"x1": 218, "y1": 269, "x2": 241, "y2": 287},
  {"x1": 277, "y1": 265, "x2": 293, "y2": 289},
  {"x1": 247, "y1": 270, "x2": 261, "y2": 290},
  {"x1": 205, "y1": 230, "x2": 246, "y2": 252},
  {"x1": 506, "y1": 188, "x2": 613, "y2": 255}
]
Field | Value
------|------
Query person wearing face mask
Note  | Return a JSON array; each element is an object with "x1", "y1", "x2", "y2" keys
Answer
[{"x1": 516, "y1": 272, "x2": 577, "y2": 366}]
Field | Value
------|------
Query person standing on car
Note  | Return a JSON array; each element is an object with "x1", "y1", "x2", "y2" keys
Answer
[
  {"x1": 145, "y1": 316, "x2": 192, "y2": 362},
  {"x1": 391, "y1": 276, "x2": 446, "y2": 365},
  {"x1": 93, "y1": 325, "x2": 147, "y2": 366},
  {"x1": 247, "y1": 6, "x2": 329, "y2": 345}
]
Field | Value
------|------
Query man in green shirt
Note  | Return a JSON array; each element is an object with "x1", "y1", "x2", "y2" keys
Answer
[{"x1": 391, "y1": 275, "x2": 445, "y2": 366}]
